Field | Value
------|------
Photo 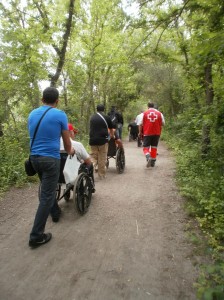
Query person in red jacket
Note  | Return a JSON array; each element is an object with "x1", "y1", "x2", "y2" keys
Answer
[{"x1": 139, "y1": 102, "x2": 165, "y2": 167}]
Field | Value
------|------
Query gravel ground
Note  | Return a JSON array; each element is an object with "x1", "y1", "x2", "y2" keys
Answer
[{"x1": 0, "y1": 140, "x2": 201, "y2": 300}]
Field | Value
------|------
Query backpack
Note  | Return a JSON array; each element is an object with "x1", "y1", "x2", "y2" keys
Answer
[{"x1": 109, "y1": 111, "x2": 118, "y2": 127}]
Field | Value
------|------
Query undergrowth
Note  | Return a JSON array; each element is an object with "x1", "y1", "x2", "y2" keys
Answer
[
  {"x1": 0, "y1": 130, "x2": 90, "y2": 197},
  {"x1": 0, "y1": 131, "x2": 38, "y2": 197},
  {"x1": 162, "y1": 130, "x2": 224, "y2": 300}
]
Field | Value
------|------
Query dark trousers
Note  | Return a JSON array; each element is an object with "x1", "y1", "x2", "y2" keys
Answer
[
  {"x1": 79, "y1": 162, "x2": 95, "y2": 187},
  {"x1": 30, "y1": 156, "x2": 60, "y2": 240},
  {"x1": 117, "y1": 123, "x2": 123, "y2": 139},
  {"x1": 143, "y1": 135, "x2": 160, "y2": 159}
]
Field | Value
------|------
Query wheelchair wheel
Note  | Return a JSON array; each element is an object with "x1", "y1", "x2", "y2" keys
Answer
[
  {"x1": 63, "y1": 188, "x2": 71, "y2": 202},
  {"x1": 56, "y1": 184, "x2": 61, "y2": 201},
  {"x1": 73, "y1": 173, "x2": 92, "y2": 215},
  {"x1": 116, "y1": 148, "x2": 125, "y2": 174},
  {"x1": 137, "y1": 136, "x2": 142, "y2": 147},
  {"x1": 106, "y1": 159, "x2": 109, "y2": 169}
]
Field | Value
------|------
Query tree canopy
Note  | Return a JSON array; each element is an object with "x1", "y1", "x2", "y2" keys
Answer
[{"x1": 0, "y1": 1, "x2": 224, "y2": 297}]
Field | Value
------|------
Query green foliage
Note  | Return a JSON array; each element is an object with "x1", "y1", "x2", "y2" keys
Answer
[
  {"x1": 164, "y1": 122, "x2": 224, "y2": 241},
  {"x1": 0, "y1": 0, "x2": 224, "y2": 295},
  {"x1": 196, "y1": 263, "x2": 224, "y2": 300},
  {"x1": 0, "y1": 134, "x2": 37, "y2": 196},
  {"x1": 164, "y1": 120, "x2": 224, "y2": 299},
  {"x1": 124, "y1": 96, "x2": 146, "y2": 123}
]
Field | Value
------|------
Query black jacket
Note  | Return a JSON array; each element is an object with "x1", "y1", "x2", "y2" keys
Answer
[
  {"x1": 108, "y1": 110, "x2": 123, "y2": 127},
  {"x1": 89, "y1": 113, "x2": 113, "y2": 146}
]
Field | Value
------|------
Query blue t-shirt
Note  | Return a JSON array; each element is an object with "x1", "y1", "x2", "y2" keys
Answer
[{"x1": 28, "y1": 105, "x2": 68, "y2": 159}]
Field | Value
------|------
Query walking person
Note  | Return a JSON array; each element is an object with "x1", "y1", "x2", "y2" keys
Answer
[
  {"x1": 128, "y1": 119, "x2": 139, "y2": 141},
  {"x1": 135, "y1": 110, "x2": 144, "y2": 126},
  {"x1": 135, "y1": 110, "x2": 144, "y2": 147},
  {"x1": 116, "y1": 110, "x2": 124, "y2": 139},
  {"x1": 139, "y1": 102, "x2": 165, "y2": 167},
  {"x1": 28, "y1": 87, "x2": 75, "y2": 248},
  {"x1": 89, "y1": 104, "x2": 114, "y2": 179},
  {"x1": 108, "y1": 106, "x2": 123, "y2": 139}
]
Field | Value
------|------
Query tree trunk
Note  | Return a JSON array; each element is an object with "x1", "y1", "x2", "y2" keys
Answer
[
  {"x1": 0, "y1": 124, "x2": 3, "y2": 137},
  {"x1": 50, "y1": 0, "x2": 75, "y2": 87},
  {"x1": 85, "y1": 74, "x2": 95, "y2": 133}
]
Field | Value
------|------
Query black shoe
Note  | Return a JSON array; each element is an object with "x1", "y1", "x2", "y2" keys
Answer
[
  {"x1": 52, "y1": 216, "x2": 60, "y2": 222},
  {"x1": 29, "y1": 233, "x2": 52, "y2": 248},
  {"x1": 151, "y1": 160, "x2": 156, "y2": 167}
]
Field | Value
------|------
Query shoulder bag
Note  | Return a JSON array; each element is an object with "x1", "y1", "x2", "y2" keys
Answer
[
  {"x1": 97, "y1": 112, "x2": 108, "y2": 130},
  {"x1": 25, "y1": 107, "x2": 53, "y2": 176}
]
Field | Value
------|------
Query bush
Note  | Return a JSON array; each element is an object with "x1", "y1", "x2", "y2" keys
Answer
[
  {"x1": 0, "y1": 134, "x2": 36, "y2": 196},
  {"x1": 163, "y1": 124, "x2": 224, "y2": 299}
]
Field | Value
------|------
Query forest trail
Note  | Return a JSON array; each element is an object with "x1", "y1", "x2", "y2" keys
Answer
[{"x1": 0, "y1": 139, "x2": 200, "y2": 300}]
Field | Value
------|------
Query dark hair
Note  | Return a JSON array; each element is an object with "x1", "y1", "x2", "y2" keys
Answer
[
  {"x1": 148, "y1": 102, "x2": 154, "y2": 108},
  {"x1": 42, "y1": 87, "x2": 59, "y2": 104},
  {"x1": 97, "y1": 104, "x2": 105, "y2": 112}
]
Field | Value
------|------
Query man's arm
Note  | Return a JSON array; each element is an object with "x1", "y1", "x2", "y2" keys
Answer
[
  {"x1": 61, "y1": 130, "x2": 75, "y2": 155},
  {"x1": 138, "y1": 115, "x2": 143, "y2": 137},
  {"x1": 119, "y1": 113, "x2": 124, "y2": 125},
  {"x1": 161, "y1": 113, "x2": 165, "y2": 126},
  {"x1": 109, "y1": 128, "x2": 115, "y2": 139},
  {"x1": 139, "y1": 124, "x2": 143, "y2": 137},
  {"x1": 105, "y1": 115, "x2": 115, "y2": 139},
  {"x1": 74, "y1": 141, "x2": 92, "y2": 165},
  {"x1": 83, "y1": 157, "x2": 92, "y2": 165}
]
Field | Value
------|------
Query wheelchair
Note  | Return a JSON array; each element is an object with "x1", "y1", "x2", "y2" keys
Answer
[
  {"x1": 129, "y1": 131, "x2": 138, "y2": 142},
  {"x1": 128, "y1": 123, "x2": 138, "y2": 142},
  {"x1": 137, "y1": 136, "x2": 143, "y2": 147},
  {"x1": 56, "y1": 153, "x2": 93, "y2": 215},
  {"x1": 106, "y1": 138, "x2": 125, "y2": 174}
]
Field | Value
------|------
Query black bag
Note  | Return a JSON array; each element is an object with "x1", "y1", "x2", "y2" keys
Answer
[
  {"x1": 109, "y1": 112, "x2": 118, "y2": 127},
  {"x1": 25, "y1": 107, "x2": 53, "y2": 177},
  {"x1": 25, "y1": 157, "x2": 36, "y2": 176}
]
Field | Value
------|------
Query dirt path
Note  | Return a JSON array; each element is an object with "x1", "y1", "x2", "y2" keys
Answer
[{"x1": 0, "y1": 140, "x2": 200, "y2": 300}]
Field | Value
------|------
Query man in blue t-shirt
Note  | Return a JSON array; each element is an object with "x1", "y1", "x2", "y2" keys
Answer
[{"x1": 28, "y1": 87, "x2": 75, "y2": 248}]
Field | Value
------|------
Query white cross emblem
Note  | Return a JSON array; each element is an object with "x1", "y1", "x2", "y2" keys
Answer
[{"x1": 147, "y1": 112, "x2": 158, "y2": 122}]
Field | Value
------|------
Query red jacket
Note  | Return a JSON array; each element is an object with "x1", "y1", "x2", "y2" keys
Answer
[{"x1": 142, "y1": 108, "x2": 163, "y2": 136}]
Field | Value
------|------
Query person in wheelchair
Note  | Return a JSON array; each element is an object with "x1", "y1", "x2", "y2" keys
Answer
[
  {"x1": 128, "y1": 119, "x2": 139, "y2": 141},
  {"x1": 60, "y1": 123, "x2": 95, "y2": 193},
  {"x1": 113, "y1": 128, "x2": 123, "y2": 148},
  {"x1": 106, "y1": 128, "x2": 125, "y2": 174}
]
